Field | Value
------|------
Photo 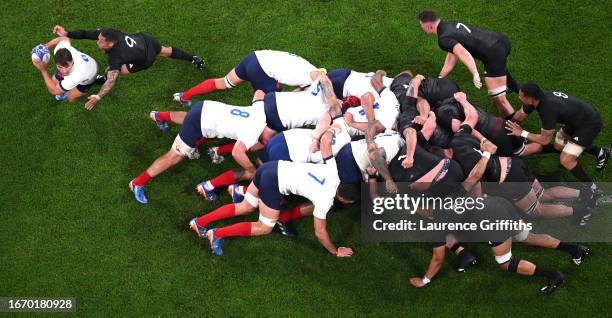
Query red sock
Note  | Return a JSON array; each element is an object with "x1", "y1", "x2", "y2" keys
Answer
[
  {"x1": 217, "y1": 142, "x2": 236, "y2": 155},
  {"x1": 197, "y1": 204, "x2": 235, "y2": 228},
  {"x1": 214, "y1": 222, "x2": 252, "y2": 239},
  {"x1": 278, "y1": 205, "x2": 304, "y2": 223},
  {"x1": 155, "y1": 111, "x2": 172, "y2": 122},
  {"x1": 132, "y1": 171, "x2": 152, "y2": 187},
  {"x1": 210, "y1": 170, "x2": 236, "y2": 188},
  {"x1": 183, "y1": 79, "x2": 218, "y2": 100}
]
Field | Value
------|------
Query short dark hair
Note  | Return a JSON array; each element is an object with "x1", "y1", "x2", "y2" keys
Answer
[
  {"x1": 519, "y1": 82, "x2": 544, "y2": 100},
  {"x1": 100, "y1": 28, "x2": 121, "y2": 44},
  {"x1": 337, "y1": 183, "x2": 360, "y2": 203},
  {"x1": 54, "y1": 48, "x2": 73, "y2": 66},
  {"x1": 418, "y1": 10, "x2": 438, "y2": 22}
]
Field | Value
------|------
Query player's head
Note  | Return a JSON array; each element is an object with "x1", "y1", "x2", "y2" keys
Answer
[
  {"x1": 518, "y1": 82, "x2": 544, "y2": 106},
  {"x1": 97, "y1": 28, "x2": 121, "y2": 50},
  {"x1": 54, "y1": 48, "x2": 74, "y2": 75},
  {"x1": 418, "y1": 10, "x2": 440, "y2": 34},
  {"x1": 336, "y1": 183, "x2": 359, "y2": 204}
]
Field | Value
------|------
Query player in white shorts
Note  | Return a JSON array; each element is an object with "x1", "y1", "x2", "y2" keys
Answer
[
  {"x1": 173, "y1": 50, "x2": 324, "y2": 105},
  {"x1": 129, "y1": 95, "x2": 274, "y2": 204},
  {"x1": 31, "y1": 37, "x2": 98, "y2": 102}
]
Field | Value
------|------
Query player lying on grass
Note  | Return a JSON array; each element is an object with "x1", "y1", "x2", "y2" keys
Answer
[
  {"x1": 418, "y1": 10, "x2": 518, "y2": 118},
  {"x1": 173, "y1": 50, "x2": 324, "y2": 105},
  {"x1": 31, "y1": 37, "x2": 100, "y2": 102},
  {"x1": 506, "y1": 83, "x2": 610, "y2": 217},
  {"x1": 189, "y1": 122, "x2": 357, "y2": 257},
  {"x1": 129, "y1": 95, "x2": 275, "y2": 204},
  {"x1": 53, "y1": 25, "x2": 204, "y2": 110}
]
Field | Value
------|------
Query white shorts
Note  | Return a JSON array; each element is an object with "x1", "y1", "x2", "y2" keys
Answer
[{"x1": 172, "y1": 135, "x2": 200, "y2": 159}]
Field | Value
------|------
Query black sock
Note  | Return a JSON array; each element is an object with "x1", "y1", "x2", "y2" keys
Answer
[
  {"x1": 506, "y1": 70, "x2": 519, "y2": 93},
  {"x1": 585, "y1": 145, "x2": 602, "y2": 157},
  {"x1": 170, "y1": 47, "x2": 195, "y2": 61},
  {"x1": 570, "y1": 163, "x2": 592, "y2": 183},
  {"x1": 556, "y1": 242, "x2": 578, "y2": 256},
  {"x1": 533, "y1": 266, "x2": 557, "y2": 279},
  {"x1": 541, "y1": 144, "x2": 559, "y2": 154}
]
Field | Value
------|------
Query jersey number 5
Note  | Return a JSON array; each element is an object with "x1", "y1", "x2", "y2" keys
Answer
[{"x1": 456, "y1": 23, "x2": 472, "y2": 33}]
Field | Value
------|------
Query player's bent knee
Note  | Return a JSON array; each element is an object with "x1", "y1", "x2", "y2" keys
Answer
[
  {"x1": 258, "y1": 214, "x2": 277, "y2": 228},
  {"x1": 562, "y1": 143, "x2": 584, "y2": 157},
  {"x1": 244, "y1": 191, "x2": 259, "y2": 208},
  {"x1": 488, "y1": 86, "x2": 507, "y2": 98},
  {"x1": 507, "y1": 256, "x2": 520, "y2": 273}
]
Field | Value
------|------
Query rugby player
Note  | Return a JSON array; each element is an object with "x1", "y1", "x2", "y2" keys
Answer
[
  {"x1": 129, "y1": 95, "x2": 274, "y2": 204},
  {"x1": 53, "y1": 25, "x2": 204, "y2": 110},
  {"x1": 173, "y1": 50, "x2": 324, "y2": 104},
  {"x1": 507, "y1": 83, "x2": 610, "y2": 211},
  {"x1": 31, "y1": 37, "x2": 99, "y2": 102},
  {"x1": 189, "y1": 126, "x2": 357, "y2": 257},
  {"x1": 418, "y1": 10, "x2": 518, "y2": 117}
]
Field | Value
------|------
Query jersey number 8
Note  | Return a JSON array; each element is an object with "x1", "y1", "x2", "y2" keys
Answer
[
  {"x1": 230, "y1": 109, "x2": 250, "y2": 118},
  {"x1": 553, "y1": 91, "x2": 568, "y2": 99}
]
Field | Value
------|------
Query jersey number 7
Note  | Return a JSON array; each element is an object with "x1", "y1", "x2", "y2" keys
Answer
[{"x1": 456, "y1": 23, "x2": 472, "y2": 34}]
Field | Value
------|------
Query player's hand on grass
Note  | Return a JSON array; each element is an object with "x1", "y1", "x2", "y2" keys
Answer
[
  {"x1": 410, "y1": 277, "x2": 427, "y2": 288},
  {"x1": 504, "y1": 120, "x2": 523, "y2": 137},
  {"x1": 85, "y1": 95, "x2": 100, "y2": 110},
  {"x1": 472, "y1": 72, "x2": 482, "y2": 89},
  {"x1": 32, "y1": 59, "x2": 48, "y2": 71},
  {"x1": 53, "y1": 25, "x2": 67, "y2": 37},
  {"x1": 336, "y1": 247, "x2": 353, "y2": 257}
]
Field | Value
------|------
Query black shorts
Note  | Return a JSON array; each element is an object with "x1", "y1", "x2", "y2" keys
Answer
[
  {"x1": 483, "y1": 36, "x2": 511, "y2": 78},
  {"x1": 127, "y1": 33, "x2": 161, "y2": 73},
  {"x1": 564, "y1": 120, "x2": 603, "y2": 147},
  {"x1": 491, "y1": 158, "x2": 532, "y2": 201}
]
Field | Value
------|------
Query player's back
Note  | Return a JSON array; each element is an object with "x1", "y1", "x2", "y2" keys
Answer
[
  {"x1": 437, "y1": 21, "x2": 505, "y2": 59},
  {"x1": 277, "y1": 160, "x2": 340, "y2": 214},
  {"x1": 540, "y1": 91, "x2": 600, "y2": 126},
  {"x1": 254, "y1": 50, "x2": 317, "y2": 87},
  {"x1": 200, "y1": 101, "x2": 266, "y2": 142},
  {"x1": 274, "y1": 81, "x2": 327, "y2": 128},
  {"x1": 108, "y1": 32, "x2": 150, "y2": 65}
]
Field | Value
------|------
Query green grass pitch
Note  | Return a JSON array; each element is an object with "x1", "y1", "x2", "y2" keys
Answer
[{"x1": 1, "y1": 0, "x2": 611, "y2": 316}]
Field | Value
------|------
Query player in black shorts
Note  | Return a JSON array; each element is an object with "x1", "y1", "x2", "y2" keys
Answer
[
  {"x1": 418, "y1": 10, "x2": 518, "y2": 117},
  {"x1": 506, "y1": 83, "x2": 610, "y2": 214},
  {"x1": 53, "y1": 25, "x2": 204, "y2": 110},
  {"x1": 409, "y1": 195, "x2": 573, "y2": 295}
]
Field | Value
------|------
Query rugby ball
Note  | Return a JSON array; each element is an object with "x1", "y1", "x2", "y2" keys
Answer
[{"x1": 31, "y1": 44, "x2": 50, "y2": 63}]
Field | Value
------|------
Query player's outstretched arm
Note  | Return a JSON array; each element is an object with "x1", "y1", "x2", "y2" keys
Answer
[
  {"x1": 402, "y1": 128, "x2": 417, "y2": 169},
  {"x1": 369, "y1": 147, "x2": 397, "y2": 194},
  {"x1": 85, "y1": 70, "x2": 119, "y2": 110},
  {"x1": 451, "y1": 45, "x2": 481, "y2": 88},
  {"x1": 439, "y1": 52, "x2": 458, "y2": 78},
  {"x1": 364, "y1": 120, "x2": 385, "y2": 149},
  {"x1": 410, "y1": 245, "x2": 446, "y2": 287},
  {"x1": 65, "y1": 28, "x2": 102, "y2": 40},
  {"x1": 462, "y1": 140, "x2": 496, "y2": 192},
  {"x1": 31, "y1": 60, "x2": 64, "y2": 95},
  {"x1": 313, "y1": 216, "x2": 353, "y2": 257},
  {"x1": 45, "y1": 37, "x2": 70, "y2": 50},
  {"x1": 505, "y1": 121, "x2": 554, "y2": 145}
]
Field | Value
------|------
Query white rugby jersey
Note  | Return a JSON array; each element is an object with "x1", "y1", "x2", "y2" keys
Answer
[
  {"x1": 200, "y1": 100, "x2": 267, "y2": 149},
  {"x1": 345, "y1": 88, "x2": 400, "y2": 136},
  {"x1": 342, "y1": 71, "x2": 393, "y2": 98},
  {"x1": 274, "y1": 80, "x2": 328, "y2": 129},
  {"x1": 254, "y1": 50, "x2": 317, "y2": 87},
  {"x1": 54, "y1": 40, "x2": 98, "y2": 90},
  {"x1": 283, "y1": 126, "x2": 351, "y2": 163},
  {"x1": 350, "y1": 131, "x2": 405, "y2": 180},
  {"x1": 277, "y1": 159, "x2": 340, "y2": 219}
]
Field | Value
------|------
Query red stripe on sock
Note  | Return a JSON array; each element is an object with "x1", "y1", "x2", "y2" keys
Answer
[
  {"x1": 197, "y1": 204, "x2": 235, "y2": 228},
  {"x1": 215, "y1": 222, "x2": 252, "y2": 239},
  {"x1": 217, "y1": 142, "x2": 236, "y2": 155},
  {"x1": 183, "y1": 79, "x2": 218, "y2": 100},
  {"x1": 210, "y1": 170, "x2": 236, "y2": 188},
  {"x1": 278, "y1": 205, "x2": 304, "y2": 223},
  {"x1": 156, "y1": 111, "x2": 172, "y2": 122},
  {"x1": 133, "y1": 171, "x2": 152, "y2": 187}
]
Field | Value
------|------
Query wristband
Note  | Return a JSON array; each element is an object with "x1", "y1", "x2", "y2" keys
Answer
[
  {"x1": 521, "y1": 130, "x2": 529, "y2": 138},
  {"x1": 422, "y1": 276, "x2": 430, "y2": 284},
  {"x1": 91, "y1": 94, "x2": 101, "y2": 101},
  {"x1": 482, "y1": 151, "x2": 491, "y2": 159}
]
